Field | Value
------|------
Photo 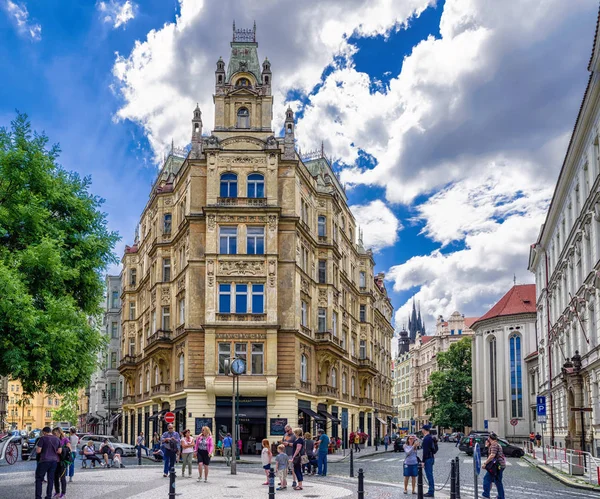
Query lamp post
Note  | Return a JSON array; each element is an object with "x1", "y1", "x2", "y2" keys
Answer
[{"x1": 226, "y1": 357, "x2": 246, "y2": 475}]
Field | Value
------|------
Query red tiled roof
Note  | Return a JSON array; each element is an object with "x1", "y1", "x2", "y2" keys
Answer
[
  {"x1": 471, "y1": 284, "x2": 536, "y2": 329},
  {"x1": 125, "y1": 244, "x2": 138, "y2": 254},
  {"x1": 421, "y1": 336, "x2": 433, "y2": 344},
  {"x1": 524, "y1": 351, "x2": 538, "y2": 361},
  {"x1": 464, "y1": 317, "x2": 478, "y2": 329}
]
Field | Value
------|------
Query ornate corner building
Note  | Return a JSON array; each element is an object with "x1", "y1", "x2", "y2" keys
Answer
[{"x1": 118, "y1": 24, "x2": 394, "y2": 449}]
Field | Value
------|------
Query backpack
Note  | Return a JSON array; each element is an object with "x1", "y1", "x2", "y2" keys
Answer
[
  {"x1": 432, "y1": 438, "x2": 439, "y2": 455},
  {"x1": 60, "y1": 442, "x2": 73, "y2": 465}
]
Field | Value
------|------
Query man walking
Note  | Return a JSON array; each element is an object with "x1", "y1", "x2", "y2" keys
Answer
[
  {"x1": 482, "y1": 433, "x2": 505, "y2": 499},
  {"x1": 282, "y1": 425, "x2": 297, "y2": 487},
  {"x1": 35, "y1": 426, "x2": 61, "y2": 499},
  {"x1": 383, "y1": 434, "x2": 390, "y2": 451},
  {"x1": 421, "y1": 424, "x2": 437, "y2": 497},
  {"x1": 316, "y1": 429, "x2": 329, "y2": 477},
  {"x1": 223, "y1": 432, "x2": 233, "y2": 466},
  {"x1": 161, "y1": 423, "x2": 181, "y2": 477}
]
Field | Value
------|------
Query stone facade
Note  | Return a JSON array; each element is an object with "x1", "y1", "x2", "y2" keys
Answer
[
  {"x1": 393, "y1": 349, "x2": 413, "y2": 433},
  {"x1": 118, "y1": 27, "x2": 394, "y2": 450},
  {"x1": 528, "y1": 17, "x2": 600, "y2": 454},
  {"x1": 5, "y1": 380, "x2": 62, "y2": 431},
  {"x1": 410, "y1": 312, "x2": 475, "y2": 430}
]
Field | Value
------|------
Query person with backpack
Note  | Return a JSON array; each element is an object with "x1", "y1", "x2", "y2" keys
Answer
[
  {"x1": 35, "y1": 427, "x2": 62, "y2": 499},
  {"x1": 482, "y1": 432, "x2": 505, "y2": 499},
  {"x1": 421, "y1": 425, "x2": 438, "y2": 497},
  {"x1": 52, "y1": 427, "x2": 71, "y2": 498}
]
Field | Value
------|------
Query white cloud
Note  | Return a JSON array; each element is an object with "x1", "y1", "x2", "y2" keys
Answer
[
  {"x1": 97, "y1": 0, "x2": 136, "y2": 29},
  {"x1": 350, "y1": 200, "x2": 402, "y2": 252},
  {"x1": 111, "y1": 0, "x2": 433, "y2": 162},
  {"x1": 2, "y1": 0, "x2": 41, "y2": 41}
]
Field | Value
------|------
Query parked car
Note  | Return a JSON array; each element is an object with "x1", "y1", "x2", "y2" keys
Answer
[
  {"x1": 459, "y1": 435, "x2": 524, "y2": 458},
  {"x1": 76, "y1": 435, "x2": 136, "y2": 457},
  {"x1": 394, "y1": 437, "x2": 406, "y2": 452},
  {"x1": 21, "y1": 429, "x2": 42, "y2": 461}
]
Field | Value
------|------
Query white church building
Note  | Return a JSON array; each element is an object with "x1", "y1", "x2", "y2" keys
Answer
[{"x1": 471, "y1": 284, "x2": 538, "y2": 440}]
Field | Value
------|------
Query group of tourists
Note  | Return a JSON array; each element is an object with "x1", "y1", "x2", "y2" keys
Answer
[{"x1": 34, "y1": 426, "x2": 78, "y2": 499}]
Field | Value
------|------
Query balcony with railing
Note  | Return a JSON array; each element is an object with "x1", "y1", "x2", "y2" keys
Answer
[
  {"x1": 118, "y1": 354, "x2": 139, "y2": 375},
  {"x1": 300, "y1": 325, "x2": 312, "y2": 337},
  {"x1": 146, "y1": 330, "x2": 172, "y2": 354},
  {"x1": 216, "y1": 313, "x2": 266, "y2": 322},
  {"x1": 175, "y1": 380, "x2": 185, "y2": 391},
  {"x1": 122, "y1": 395, "x2": 135, "y2": 405},
  {"x1": 152, "y1": 383, "x2": 171, "y2": 396},
  {"x1": 299, "y1": 381, "x2": 311, "y2": 393},
  {"x1": 359, "y1": 397, "x2": 373, "y2": 406},
  {"x1": 317, "y1": 384, "x2": 338, "y2": 398},
  {"x1": 174, "y1": 324, "x2": 186, "y2": 339},
  {"x1": 216, "y1": 197, "x2": 267, "y2": 207},
  {"x1": 315, "y1": 330, "x2": 344, "y2": 354},
  {"x1": 357, "y1": 357, "x2": 378, "y2": 375}
]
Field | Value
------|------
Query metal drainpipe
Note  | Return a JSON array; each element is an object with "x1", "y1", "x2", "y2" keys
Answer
[{"x1": 545, "y1": 250, "x2": 555, "y2": 446}]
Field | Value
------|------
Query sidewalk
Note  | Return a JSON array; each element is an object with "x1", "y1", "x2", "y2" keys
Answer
[{"x1": 523, "y1": 452, "x2": 600, "y2": 492}]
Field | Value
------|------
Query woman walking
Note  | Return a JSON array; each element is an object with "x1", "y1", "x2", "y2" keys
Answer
[
  {"x1": 261, "y1": 439, "x2": 272, "y2": 485},
  {"x1": 291, "y1": 428, "x2": 305, "y2": 491},
  {"x1": 136, "y1": 431, "x2": 149, "y2": 458},
  {"x1": 52, "y1": 427, "x2": 71, "y2": 498},
  {"x1": 403, "y1": 435, "x2": 419, "y2": 494},
  {"x1": 180, "y1": 430, "x2": 194, "y2": 478},
  {"x1": 194, "y1": 426, "x2": 214, "y2": 483}
]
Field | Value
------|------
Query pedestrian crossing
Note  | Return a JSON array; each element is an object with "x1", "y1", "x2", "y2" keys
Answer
[{"x1": 358, "y1": 455, "x2": 527, "y2": 468}]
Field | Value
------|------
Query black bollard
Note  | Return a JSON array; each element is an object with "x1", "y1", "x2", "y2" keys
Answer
[
  {"x1": 417, "y1": 464, "x2": 424, "y2": 499},
  {"x1": 138, "y1": 448, "x2": 142, "y2": 466},
  {"x1": 455, "y1": 456, "x2": 461, "y2": 499},
  {"x1": 357, "y1": 468, "x2": 364, "y2": 499},
  {"x1": 450, "y1": 459, "x2": 456, "y2": 499},
  {"x1": 350, "y1": 448, "x2": 354, "y2": 477},
  {"x1": 168, "y1": 465, "x2": 176, "y2": 499},
  {"x1": 268, "y1": 467, "x2": 275, "y2": 499}
]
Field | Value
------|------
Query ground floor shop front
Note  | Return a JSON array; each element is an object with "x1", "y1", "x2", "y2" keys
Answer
[{"x1": 122, "y1": 389, "x2": 392, "y2": 452}]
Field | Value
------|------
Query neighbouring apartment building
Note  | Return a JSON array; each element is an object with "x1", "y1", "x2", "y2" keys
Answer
[
  {"x1": 6, "y1": 380, "x2": 62, "y2": 431},
  {"x1": 528, "y1": 13, "x2": 600, "y2": 454},
  {"x1": 471, "y1": 284, "x2": 538, "y2": 440},
  {"x1": 118, "y1": 24, "x2": 394, "y2": 451},
  {"x1": 393, "y1": 327, "x2": 413, "y2": 433},
  {"x1": 85, "y1": 276, "x2": 124, "y2": 436},
  {"x1": 410, "y1": 312, "x2": 476, "y2": 430}
]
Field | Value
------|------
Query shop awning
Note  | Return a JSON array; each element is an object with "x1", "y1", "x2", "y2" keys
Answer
[
  {"x1": 173, "y1": 407, "x2": 186, "y2": 414},
  {"x1": 318, "y1": 410, "x2": 341, "y2": 424},
  {"x1": 149, "y1": 409, "x2": 168, "y2": 422},
  {"x1": 86, "y1": 415, "x2": 99, "y2": 424},
  {"x1": 215, "y1": 406, "x2": 267, "y2": 420},
  {"x1": 298, "y1": 407, "x2": 326, "y2": 421},
  {"x1": 376, "y1": 417, "x2": 387, "y2": 426},
  {"x1": 110, "y1": 413, "x2": 122, "y2": 425}
]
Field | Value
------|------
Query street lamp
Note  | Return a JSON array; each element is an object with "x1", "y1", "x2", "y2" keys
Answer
[{"x1": 224, "y1": 357, "x2": 246, "y2": 475}]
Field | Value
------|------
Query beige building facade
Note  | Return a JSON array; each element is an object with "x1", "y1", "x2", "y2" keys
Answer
[
  {"x1": 410, "y1": 312, "x2": 475, "y2": 430},
  {"x1": 6, "y1": 380, "x2": 62, "y2": 431},
  {"x1": 118, "y1": 26, "x2": 394, "y2": 450}
]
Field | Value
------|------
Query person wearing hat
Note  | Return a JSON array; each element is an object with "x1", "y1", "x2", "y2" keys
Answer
[
  {"x1": 482, "y1": 432, "x2": 505, "y2": 499},
  {"x1": 421, "y1": 425, "x2": 436, "y2": 497}
]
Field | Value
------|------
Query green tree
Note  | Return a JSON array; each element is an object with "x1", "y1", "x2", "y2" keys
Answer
[
  {"x1": 0, "y1": 113, "x2": 118, "y2": 395},
  {"x1": 51, "y1": 389, "x2": 79, "y2": 425},
  {"x1": 424, "y1": 337, "x2": 473, "y2": 430}
]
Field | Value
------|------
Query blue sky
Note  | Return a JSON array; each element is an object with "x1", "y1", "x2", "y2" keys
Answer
[{"x1": 1, "y1": 0, "x2": 597, "y2": 332}]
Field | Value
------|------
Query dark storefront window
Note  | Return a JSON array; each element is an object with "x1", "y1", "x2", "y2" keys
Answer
[
  {"x1": 331, "y1": 407, "x2": 339, "y2": 439},
  {"x1": 367, "y1": 413, "x2": 372, "y2": 446},
  {"x1": 130, "y1": 412, "x2": 135, "y2": 445},
  {"x1": 144, "y1": 408, "x2": 150, "y2": 442},
  {"x1": 124, "y1": 413, "x2": 128, "y2": 445},
  {"x1": 175, "y1": 398, "x2": 186, "y2": 432},
  {"x1": 215, "y1": 396, "x2": 266, "y2": 455}
]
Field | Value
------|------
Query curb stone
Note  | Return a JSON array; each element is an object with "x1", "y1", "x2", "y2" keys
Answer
[{"x1": 523, "y1": 454, "x2": 600, "y2": 493}]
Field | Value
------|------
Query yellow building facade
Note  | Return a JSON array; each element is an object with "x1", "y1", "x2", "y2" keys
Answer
[
  {"x1": 6, "y1": 380, "x2": 62, "y2": 431},
  {"x1": 118, "y1": 26, "x2": 394, "y2": 450}
]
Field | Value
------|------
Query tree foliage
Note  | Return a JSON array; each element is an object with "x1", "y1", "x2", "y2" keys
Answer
[
  {"x1": 424, "y1": 337, "x2": 473, "y2": 430},
  {"x1": 0, "y1": 113, "x2": 119, "y2": 394},
  {"x1": 52, "y1": 389, "x2": 79, "y2": 425}
]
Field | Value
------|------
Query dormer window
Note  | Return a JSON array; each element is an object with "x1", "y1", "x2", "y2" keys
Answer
[{"x1": 237, "y1": 107, "x2": 250, "y2": 128}]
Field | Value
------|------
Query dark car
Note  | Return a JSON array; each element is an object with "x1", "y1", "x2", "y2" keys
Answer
[
  {"x1": 21, "y1": 429, "x2": 41, "y2": 461},
  {"x1": 459, "y1": 435, "x2": 524, "y2": 458},
  {"x1": 394, "y1": 437, "x2": 406, "y2": 452}
]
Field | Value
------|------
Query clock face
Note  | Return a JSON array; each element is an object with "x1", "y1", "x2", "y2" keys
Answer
[{"x1": 231, "y1": 358, "x2": 246, "y2": 375}]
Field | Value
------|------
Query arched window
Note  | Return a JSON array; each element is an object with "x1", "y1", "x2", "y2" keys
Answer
[
  {"x1": 145, "y1": 371, "x2": 150, "y2": 392},
  {"x1": 351, "y1": 377, "x2": 355, "y2": 397},
  {"x1": 237, "y1": 107, "x2": 250, "y2": 128},
  {"x1": 342, "y1": 372, "x2": 347, "y2": 394},
  {"x1": 509, "y1": 334, "x2": 523, "y2": 417},
  {"x1": 138, "y1": 374, "x2": 142, "y2": 393},
  {"x1": 489, "y1": 337, "x2": 498, "y2": 418},
  {"x1": 154, "y1": 366, "x2": 160, "y2": 386},
  {"x1": 236, "y1": 77, "x2": 250, "y2": 87},
  {"x1": 366, "y1": 383, "x2": 371, "y2": 398},
  {"x1": 247, "y1": 173, "x2": 264, "y2": 198},
  {"x1": 300, "y1": 355, "x2": 307, "y2": 382},
  {"x1": 179, "y1": 354, "x2": 185, "y2": 381},
  {"x1": 220, "y1": 173, "x2": 238, "y2": 198},
  {"x1": 331, "y1": 368, "x2": 337, "y2": 388}
]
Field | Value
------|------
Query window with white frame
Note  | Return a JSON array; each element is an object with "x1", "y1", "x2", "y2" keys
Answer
[
  {"x1": 218, "y1": 343, "x2": 231, "y2": 374},
  {"x1": 300, "y1": 355, "x2": 307, "y2": 382},
  {"x1": 318, "y1": 259, "x2": 326, "y2": 283},
  {"x1": 342, "y1": 372, "x2": 347, "y2": 393},
  {"x1": 129, "y1": 301, "x2": 136, "y2": 320},
  {"x1": 179, "y1": 354, "x2": 185, "y2": 381},
  {"x1": 219, "y1": 282, "x2": 265, "y2": 314},
  {"x1": 247, "y1": 226, "x2": 265, "y2": 254},
  {"x1": 154, "y1": 366, "x2": 160, "y2": 385},
  {"x1": 318, "y1": 308, "x2": 327, "y2": 332},
  {"x1": 301, "y1": 300, "x2": 308, "y2": 327},
  {"x1": 342, "y1": 331, "x2": 347, "y2": 350},
  {"x1": 163, "y1": 213, "x2": 172, "y2": 234},
  {"x1": 331, "y1": 368, "x2": 337, "y2": 388},
  {"x1": 161, "y1": 306, "x2": 170, "y2": 330},
  {"x1": 318, "y1": 216, "x2": 326, "y2": 237},
  {"x1": 220, "y1": 173, "x2": 238, "y2": 197},
  {"x1": 359, "y1": 271, "x2": 366, "y2": 288},
  {"x1": 351, "y1": 376, "x2": 355, "y2": 397},
  {"x1": 359, "y1": 340, "x2": 366, "y2": 359},
  {"x1": 251, "y1": 343, "x2": 264, "y2": 374},
  {"x1": 162, "y1": 258, "x2": 171, "y2": 281},
  {"x1": 179, "y1": 298, "x2": 185, "y2": 324},
  {"x1": 247, "y1": 173, "x2": 265, "y2": 198},
  {"x1": 219, "y1": 226, "x2": 237, "y2": 254},
  {"x1": 151, "y1": 310, "x2": 156, "y2": 334},
  {"x1": 145, "y1": 371, "x2": 150, "y2": 391}
]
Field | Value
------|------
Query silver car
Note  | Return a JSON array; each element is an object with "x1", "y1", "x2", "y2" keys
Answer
[{"x1": 76, "y1": 435, "x2": 136, "y2": 457}]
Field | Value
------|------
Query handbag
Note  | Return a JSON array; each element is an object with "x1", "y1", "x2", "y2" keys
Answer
[
  {"x1": 485, "y1": 457, "x2": 499, "y2": 476},
  {"x1": 301, "y1": 455, "x2": 309, "y2": 465}
]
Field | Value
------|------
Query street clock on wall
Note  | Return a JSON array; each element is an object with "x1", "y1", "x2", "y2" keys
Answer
[{"x1": 231, "y1": 358, "x2": 246, "y2": 375}]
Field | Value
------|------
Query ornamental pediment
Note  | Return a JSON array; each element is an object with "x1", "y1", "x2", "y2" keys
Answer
[{"x1": 220, "y1": 136, "x2": 266, "y2": 151}]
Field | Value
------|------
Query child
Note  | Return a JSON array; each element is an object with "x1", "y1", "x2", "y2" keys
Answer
[
  {"x1": 275, "y1": 444, "x2": 288, "y2": 491},
  {"x1": 261, "y1": 439, "x2": 272, "y2": 485}
]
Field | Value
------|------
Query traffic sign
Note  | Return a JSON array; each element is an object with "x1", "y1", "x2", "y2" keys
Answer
[
  {"x1": 484, "y1": 419, "x2": 488, "y2": 430},
  {"x1": 164, "y1": 412, "x2": 175, "y2": 424},
  {"x1": 341, "y1": 411, "x2": 348, "y2": 430},
  {"x1": 473, "y1": 443, "x2": 481, "y2": 475},
  {"x1": 536, "y1": 396, "x2": 546, "y2": 417},
  {"x1": 538, "y1": 415, "x2": 547, "y2": 424},
  {"x1": 510, "y1": 418, "x2": 518, "y2": 426}
]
